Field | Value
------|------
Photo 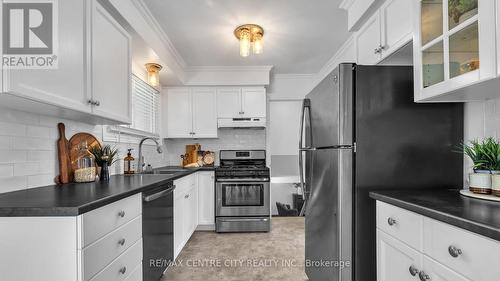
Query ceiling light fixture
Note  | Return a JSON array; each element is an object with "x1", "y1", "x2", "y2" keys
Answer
[
  {"x1": 145, "y1": 63, "x2": 162, "y2": 87},
  {"x1": 234, "y1": 24, "x2": 264, "y2": 57}
]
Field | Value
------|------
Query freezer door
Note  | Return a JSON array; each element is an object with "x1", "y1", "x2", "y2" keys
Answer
[
  {"x1": 305, "y1": 148, "x2": 353, "y2": 281},
  {"x1": 306, "y1": 64, "x2": 353, "y2": 148}
]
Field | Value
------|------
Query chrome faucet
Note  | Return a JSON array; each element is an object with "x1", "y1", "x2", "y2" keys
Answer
[{"x1": 137, "y1": 137, "x2": 163, "y2": 173}]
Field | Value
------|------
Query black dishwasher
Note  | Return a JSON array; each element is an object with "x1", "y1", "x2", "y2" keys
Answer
[{"x1": 142, "y1": 181, "x2": 175, "y2": 281}]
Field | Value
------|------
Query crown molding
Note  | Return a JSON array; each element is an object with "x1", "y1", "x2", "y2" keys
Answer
[
  {"x1": 316, "y1": 35, "x2": 356, "y2": 82},
  {"x1": 185, "y1": 65, "x2": 274, "y2": 73},
  {"x1": 132, "y1": 0, "x2": 187, "y2": 68},
  {"x1": 272, "y1": 74, "x2": 315, "y2": 80},
  {"x1": 339, "y1": 0, "x2": 355, "y2": 10}
]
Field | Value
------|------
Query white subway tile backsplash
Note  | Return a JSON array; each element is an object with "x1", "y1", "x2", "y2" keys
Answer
[
  {"x1": 12, "y1": 137, "x2": 55, "y2": 151},
  {"x1": 0, "y1": 150, "x2": 28, "y2": 163},
  {"x1": 27, "y1": 174, "x2": 55, "y2": 189},
  {"x1": 0, "y1": 108, "x2": 168, "y2": 194},
  {"x1": 13, "y1": 162, "x2": 40, "y2": 176},
  {"x1": 0, "y1": 164, "x2": 14, "y2": 177},
  {"x1": 0, "y1": 176, "x2": 27, "y2": 193},
  {"x1": 26, "y1": 126, "x2": 52, "y2": 138},
  {"x1": 0, "y1": 122, "x2": 26, "y2": 136},
  {"x1": 0, "y1": 136, "x2": 12, "y2": 148},
  {"x1": 164, "y1": 129, "x2": 266, "y2": 166}
]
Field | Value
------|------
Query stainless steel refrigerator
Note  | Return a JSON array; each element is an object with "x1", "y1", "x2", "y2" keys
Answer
[{"x1": 299, "y1": 64, "x2": 463, "y2": 281}]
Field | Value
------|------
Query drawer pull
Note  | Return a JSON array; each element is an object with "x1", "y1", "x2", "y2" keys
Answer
[
  {"x1": 419, "y1": 271, "x2": 430, "y2": 281},
  {"x1": 387, "y1": 217, "x2": 397, "y2": 226},
  {"x1": 448, "y1": 245, "x2": 463, "y2": 258},
  {"x1": 118, "y1": 238, "x2": 126, "y2": 246},
  {"x1": 185, "y1": 194, "x2": 189, "y2": 199},
  {"x1": 409, "y1": 265, "x2": 419, "y2": 276},
  {"x1": 118, "y1": 210, "x2": 125, "y2": 218},
  {"x1": 119, "y1": 266, "x2": 127, "y2": 274}
]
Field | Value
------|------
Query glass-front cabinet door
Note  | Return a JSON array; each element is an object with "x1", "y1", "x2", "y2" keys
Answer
[{"x1": 414, "y1": 0, "x2": 496, "y2": 101}]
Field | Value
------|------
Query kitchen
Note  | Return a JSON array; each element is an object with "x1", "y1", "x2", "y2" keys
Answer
[{"x1": 0, "y1": 0, "x2": 500, "y2": 281}]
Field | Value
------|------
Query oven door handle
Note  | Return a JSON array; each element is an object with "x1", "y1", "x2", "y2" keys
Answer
[
  {"x1": 219, "y1": 218, "x2": 269, "y2": 222},
  {"x1": 143, "y1": 185, "x2": 176, "y2": 202},
  {"x1": 216, "y1": 178, "x2": 269, "y2": 182}
]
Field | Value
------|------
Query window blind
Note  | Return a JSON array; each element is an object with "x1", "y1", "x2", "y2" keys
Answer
[{"x1": 130, "y1": 75, "x2": 160, "y2": 135}]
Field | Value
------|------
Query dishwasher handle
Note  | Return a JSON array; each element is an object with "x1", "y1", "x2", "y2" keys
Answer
[{"x1": 143, "y1": 185, "x2": 176, "y2": 202}]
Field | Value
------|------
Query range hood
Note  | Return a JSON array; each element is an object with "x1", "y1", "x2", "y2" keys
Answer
[{"x1": 218, "y1": 117, "x2": 266, "y2": 128}]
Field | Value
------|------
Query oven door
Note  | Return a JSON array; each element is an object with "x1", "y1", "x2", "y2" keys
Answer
[{"x1": 216, "y1": 180, "x2": 270, "y2": 217}]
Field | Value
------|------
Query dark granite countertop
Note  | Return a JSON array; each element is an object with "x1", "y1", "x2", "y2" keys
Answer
[
  {"x1": 0, "y1": 166, "x2": 216, "y2": 217},
  {"x1": 370, "y1": 189, "x2": 500, "y2": 241}
]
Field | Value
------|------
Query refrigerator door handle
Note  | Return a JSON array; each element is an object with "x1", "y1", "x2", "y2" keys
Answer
[{"x1": 299, "y1": 99, "x2": 313, "y2": 215}]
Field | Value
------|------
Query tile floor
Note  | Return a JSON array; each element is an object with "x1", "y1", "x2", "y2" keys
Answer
[{"x1": 162, "y1": 217, "x2": 307, "y2": 281}]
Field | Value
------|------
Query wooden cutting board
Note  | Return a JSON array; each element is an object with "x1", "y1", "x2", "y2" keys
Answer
[
  {"x1": 56, "y1": 123, "x2": 72, "y2": 184},
  {"x1": 68, "y1": 133, "x2": 101, "y2": 178}
]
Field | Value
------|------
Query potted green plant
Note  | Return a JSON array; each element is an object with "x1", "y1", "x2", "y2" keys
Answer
[
  {"x1": 458, "y1": 138, "x2": 497, "y2": 194},
  {"x1": 90, "y1": 145, "x2": 119, "y2": 181}
]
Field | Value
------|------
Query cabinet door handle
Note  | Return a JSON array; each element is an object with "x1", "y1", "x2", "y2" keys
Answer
[
  {"x1": 409, "y1": 265, "x2": 419, "y2": 276},
  {"x1": 387, "y1": 217, "x2": 397, "y2": 226},
  {"x1": 118, "y1": 238, "x2": 126, "y2": 246},
  {"x1": 118, "y1": 210, "x2": 125, "y2": 218},
  {"x1": 419, "y1": 271, "x2": 430, "y2": 281},
  {"x1": 88, "y1": 99, "x2": 94, "y2": 105},
  {"x1": 374, "y1": 47, "x2": 381, "y2": 54},
  {"x1": 448, "y1": 245, "x2": 462, "y2": 258},
  {"x1": 94, "y1": 100, "x2": 100, "y2": 106},
  {"x1": 185, "y1": 194, "x2": 189, "y2": 199},
  {"x1": 119, "y1": 266, "x2": 127, "y2": 274}
]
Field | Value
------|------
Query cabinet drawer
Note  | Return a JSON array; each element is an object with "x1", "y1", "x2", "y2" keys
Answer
[
  {"x1": 123, "y1": 263, "x2": 142, "y2": 281},
  {"x1": 83, "y1": 216, "x2": 142, "y2": 281},
  {"x1": 174, "y1": 174, "x2": 195, "y2": 198},
  {"x1": 89, "y1": 239, "x2": 142, "y2": 281},
  {"x1": 423, "y1": 218, "x2": 500, "y2": 281},
  {"x1": 80, "y1": 194, "x2": 141, "y2": 247},
  {"x1": 421, "y1": 255, "x2": 471, "y2": 281},
  {"x1": 376, "y1": 201, "x2": 423, "y2": 250}
]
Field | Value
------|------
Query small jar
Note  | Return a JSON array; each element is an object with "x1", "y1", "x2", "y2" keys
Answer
[{"x1": 74, "y1": 141, "x2": 96, "y2": 183}]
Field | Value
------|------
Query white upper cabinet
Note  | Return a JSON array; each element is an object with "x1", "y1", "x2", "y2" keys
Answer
[
  {"x1": 166, "y1": 88, "x2": 192, "y2": 138},
  {"x1": 3, "y1": 0, "x2": 90, "y2": 113},
  {"x1": 413, "y1": 0, "x2": 496, "y2": 102},
  {"x1": 380, "y1": 0, "x2": 413, "y2": 61},
  {"x1": 356, "y1": 0, "x2": 412, "y2": 65},
  {"x1": 165, "y1": 88, "x2": 217, "y2": 139},
  {"x1": 192, "y1": 88, "x2": 217, "y2": 138},
  {"x1": 91, "y1": 1, "x2": 131, "y2": 124},
  {"x1": 241, "y1": 88, "x2": 266, "y2": 118},
  {"x1": 216, "y1": 88, "x2": 242, "y2": 118},
  {"x1": 216, "y1": 87, "x2": 266, "y2": 118},
  {"x1": 1, "y1": 0, "x2": 131, "y2": 124},
  {"x1": 357, "y1": 13, "x2": 382, "y2": 65}
]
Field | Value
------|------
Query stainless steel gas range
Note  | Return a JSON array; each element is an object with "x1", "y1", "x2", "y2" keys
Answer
[{"x1": 215, "y1": 150, "x2": 271, "y2": 232}]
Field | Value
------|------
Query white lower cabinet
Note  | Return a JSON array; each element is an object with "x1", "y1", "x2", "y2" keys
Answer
[
  {"x1": 0, "y1": 194, "x2": 142, "y2": 281},
  {"x1": 377, "y1": 229, "x2": 422, "y2": 281},
  {"x1": 197, "y1": 171, "x2": 215, "y2": 227},
  {"x1": 376, "y1": 201, "x2": 498, "y2": 281},
  {"x1": 173, "y1": 173, "x2": 198, "y2": 259}
]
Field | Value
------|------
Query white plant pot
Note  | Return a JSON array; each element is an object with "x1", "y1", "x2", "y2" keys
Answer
[
  {"x1": 492, "y1": 174, "x2": 500, "y2": 196},
  {"x1": 469, "y1": 172, "x2": 492, "y2": 194}
]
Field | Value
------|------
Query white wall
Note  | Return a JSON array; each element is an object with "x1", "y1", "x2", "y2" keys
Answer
[{"x1": 463, "y1": 98, "x2": 500, "y2": 180}]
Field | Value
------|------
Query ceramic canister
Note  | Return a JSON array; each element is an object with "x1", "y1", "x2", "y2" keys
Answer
[
  {"x1": 469, "y1": 172, "x2": 492, "y2": 194},
  {"x1": 492, "y1": 174, "x2": 500, "y2": 196}
]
